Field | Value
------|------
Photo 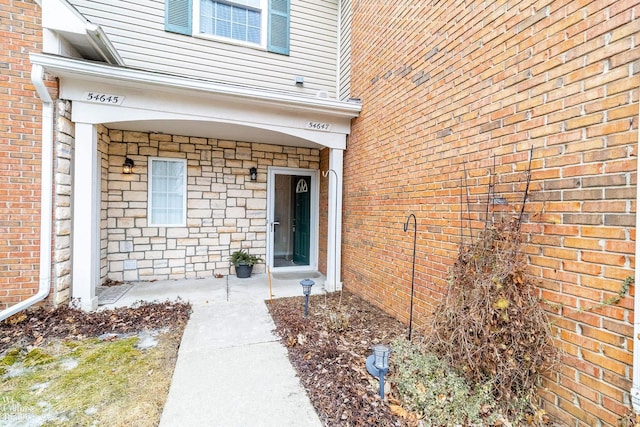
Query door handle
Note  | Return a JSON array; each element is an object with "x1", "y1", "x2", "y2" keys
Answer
[{"x1": 272, "y1": 221, "x2": 280, "y2": 232}]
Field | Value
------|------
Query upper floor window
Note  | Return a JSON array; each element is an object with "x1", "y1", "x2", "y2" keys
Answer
[
  {"x1": 165, "y1": 0, "x2": 290, "y2": 55},
  {"x1": 199, "y1": 0, "x2": 262, "y2": 45}
]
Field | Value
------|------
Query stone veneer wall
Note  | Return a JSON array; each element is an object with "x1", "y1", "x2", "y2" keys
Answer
[
  {"x1": 52, "y1": 118, "x2": 112, "y2": 303},
  {"x1": 52, "y1": 100, "x2": 73, "y2": 305},
  {"x1": 98, "y1": 125, "x2": 110, "y2": 281},
  {"x1": 105, "y1": 130, "x2": 320, "y2": 282}
]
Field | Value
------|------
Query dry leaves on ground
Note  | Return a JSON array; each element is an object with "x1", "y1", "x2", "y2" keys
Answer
[
  {"x1": 0, "y1": 301, "x2": 191, "y2": 354},
  {"x1": 268, "y1": 291, "x2": 409, "y2": 427}
]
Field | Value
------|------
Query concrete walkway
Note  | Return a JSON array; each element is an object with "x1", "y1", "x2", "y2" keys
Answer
[{"x1": 105, "y1": 272, "x2": 325, "y2": 426}]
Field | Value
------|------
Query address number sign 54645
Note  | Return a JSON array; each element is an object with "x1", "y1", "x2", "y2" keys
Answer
[{"x1": 84, "y1": 92, "x2": 125, "y2": 105}]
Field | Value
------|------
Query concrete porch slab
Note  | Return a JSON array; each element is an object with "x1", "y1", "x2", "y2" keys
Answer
[{"x1": 104, "y1": 272, "x2": 327, "y2": 309}]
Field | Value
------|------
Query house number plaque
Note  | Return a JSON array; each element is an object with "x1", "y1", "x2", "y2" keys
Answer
[
  {"x1": 306, "y1": 121, "x2": 332, "y2": 131},
  {"x1": 84, "y1": 92, "x2": 125, "y2": 105}
]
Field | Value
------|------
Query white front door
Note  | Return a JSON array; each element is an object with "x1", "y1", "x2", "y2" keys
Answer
[{"x1": 267, "y1": 167, "x2": 319, "y2": 272}]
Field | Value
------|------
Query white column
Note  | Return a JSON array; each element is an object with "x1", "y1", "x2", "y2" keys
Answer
[
  {"x1": 72, "y1": 122, "x2": 100, "y2": 310},
  {"x1": 326, "y1": 149, "x2": 344, "y2": 292}
]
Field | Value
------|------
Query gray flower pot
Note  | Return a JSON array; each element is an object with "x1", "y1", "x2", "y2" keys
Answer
[{"x1": 235, "y1": 264, "x2": 253, "y2": 278}]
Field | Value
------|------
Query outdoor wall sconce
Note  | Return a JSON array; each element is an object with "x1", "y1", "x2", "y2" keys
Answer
[
  {"x1": 300, "y1": 278, "x2": 315, "y2": 317},
  {"x1": 249, "y1": 167, "x2": 257, "y2": 181},
  {"x1": 366, "y1": 344, "x2": 391, "y2": 399},
  {"x1": 122, "y1": 157, "x2": 135, "y2": 174}
]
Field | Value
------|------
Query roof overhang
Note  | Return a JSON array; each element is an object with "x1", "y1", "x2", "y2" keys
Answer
[
  {"x1": 30, "y1": 54, "x2": 361, "y2": 149},
  {"x1": 39, "y1": 0, "x2": 124, "y2": 65}
]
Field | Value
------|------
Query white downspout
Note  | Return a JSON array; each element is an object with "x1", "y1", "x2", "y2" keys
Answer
[
  {"x1": 633, "y1": 107, "x2": 640, "y2": 413},
  {"x1": 0, "y1": 63, "x2": 54, "y2": 321}
]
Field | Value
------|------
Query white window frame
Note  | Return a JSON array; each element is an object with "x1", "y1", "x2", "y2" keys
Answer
[
  {"x1": 193, "y1": 0, "x2": 268, "y2": 49},
  {"x1": 148, "y1": 157, "x2": 187, "y2": 227}
]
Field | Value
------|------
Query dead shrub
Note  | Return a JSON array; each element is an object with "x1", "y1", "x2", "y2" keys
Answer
[
  {"x1": 324, "y1": 309, "x2": 351, "y2": 333},
  {"x1": 428, "y1": 216, "x2": 559, "y2": 409}
]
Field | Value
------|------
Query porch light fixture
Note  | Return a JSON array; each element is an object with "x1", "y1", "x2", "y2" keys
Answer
[
  {"x1": 366, "y1": 344, "x2": 391, "y2": 399},
  {"x1": 249, "y1": 167, "x2": 257, "y2": 181},
  {"x1": 122, "y1": 157, "x2": 135, "y2": 174},
  {"x1": 300, "y1": 278, "x2": 315, "y2": 317}
]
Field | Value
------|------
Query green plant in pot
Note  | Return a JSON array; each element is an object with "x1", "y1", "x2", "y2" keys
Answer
[{"x1": 229, "y1": 250, "x2": 263, "y2": 278}]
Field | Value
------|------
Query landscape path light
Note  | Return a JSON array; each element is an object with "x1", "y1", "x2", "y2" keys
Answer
[
  {"x1": 366, "y1": 344, "x2": 391, "y2": 399},
  {"x1": 300, "y1": 278, "x2": 314, "y2": 317}
]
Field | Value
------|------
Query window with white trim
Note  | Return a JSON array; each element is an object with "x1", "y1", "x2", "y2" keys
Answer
[
  {"x1": 148, "y1": 158, "x2": 187, "y2": 226},
  {"x1": 199, "y1": 0, "x2": 263, "y2": 45},
  {"x1": 165, "y1": 0, "x2": 290, "y2": 55}
]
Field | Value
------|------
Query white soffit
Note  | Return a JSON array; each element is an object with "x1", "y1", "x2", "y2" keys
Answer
[{"x1": 41, "y1": 0, "x2": 123, "y2": 65}]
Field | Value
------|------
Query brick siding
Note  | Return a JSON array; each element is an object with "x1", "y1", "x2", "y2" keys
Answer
[
  {"x1": 346, "y1": 0, "x2": 639, "y2": 424},
  {"x1": 0, "y1": 0, "x2": 55, "y2": 309}
]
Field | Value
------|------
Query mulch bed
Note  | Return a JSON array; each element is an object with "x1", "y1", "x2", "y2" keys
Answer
[
  {"x1": 268, "y1": 291, "x2": 410, "y2": 427},
  {"x1": 0, "y1": 301, "x2": 191, "y2": 354}
]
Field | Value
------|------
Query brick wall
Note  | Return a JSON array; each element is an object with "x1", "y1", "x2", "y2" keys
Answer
[
  {"x1": 104, "y1": 129, "x2": 320, "y2": 282},
  {"x1": 0, "y1": 0, "x2": 53, "y2": 309},
  {"x1": 346, "y1": 0, "x2": 639, "y2": 424}
]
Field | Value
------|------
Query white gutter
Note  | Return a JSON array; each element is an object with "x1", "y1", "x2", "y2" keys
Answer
[
  {"x1": 633, "y1": 113, "x2": 640, "y2": 413},
  {"x1": 0, "y1": 64, "x2": 54, "y2": 321}
]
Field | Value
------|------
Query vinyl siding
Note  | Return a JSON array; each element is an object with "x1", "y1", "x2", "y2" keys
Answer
[
  {"x1": 338, "y1": 0, "x2": 351, "y2": 100},
  {"x1": 69, "y1": 0, "x2": 339, "y2": 98}
]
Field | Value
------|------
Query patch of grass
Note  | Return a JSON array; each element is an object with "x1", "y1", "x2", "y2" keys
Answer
[
  {"x1": 0, "y1": 330, "x2": 181, "y2": 426},
  {"x1": 23, "y1": 348, "x2": 56, "y2": 367},
  {"x1": 1, "y1": 348, "x2": 23, "y2": 366}
]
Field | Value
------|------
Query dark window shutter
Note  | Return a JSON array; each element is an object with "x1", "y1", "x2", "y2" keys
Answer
[
  {"x1": 166, "y1": 0, "x2": 192, "y2": 35},
  {"x1": 268, "y1": 0, "x2": 289, "y2": 55}
]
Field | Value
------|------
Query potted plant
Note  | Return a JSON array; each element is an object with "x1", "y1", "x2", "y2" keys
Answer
[{"x1": 229, "y1": 249, "x2": 263, "y2": 278}]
